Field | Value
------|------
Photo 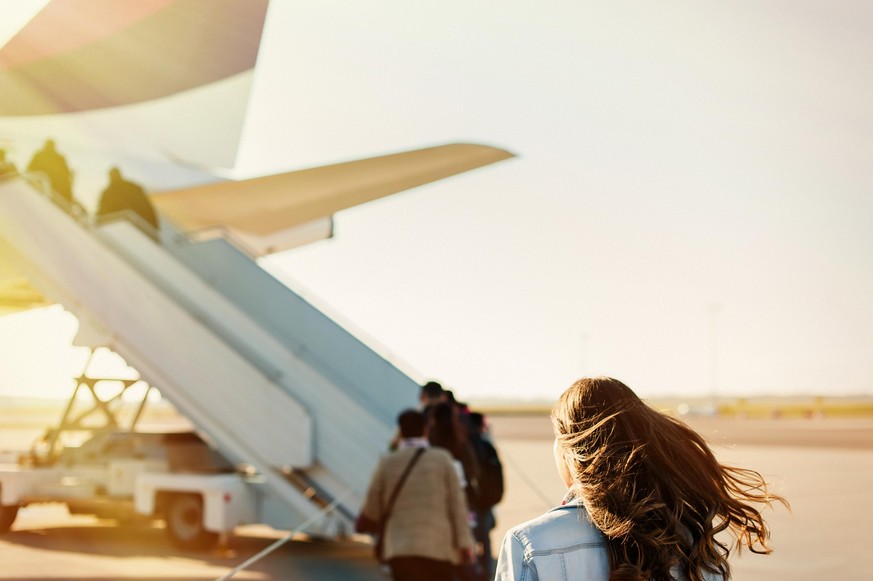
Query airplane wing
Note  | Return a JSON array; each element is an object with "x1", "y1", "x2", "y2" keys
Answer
[{"x1": 151, "y1": 143, "x2": 515, "y2": 256}]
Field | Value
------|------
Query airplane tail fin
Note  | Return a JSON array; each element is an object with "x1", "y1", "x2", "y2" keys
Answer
[{"x1": 0, "y1": 0, "x2": 271, "y2": 170}]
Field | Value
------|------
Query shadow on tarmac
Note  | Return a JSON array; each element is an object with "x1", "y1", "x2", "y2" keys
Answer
[{"x1": 3, "y1": 518, "x2": 386, "y2": 580}]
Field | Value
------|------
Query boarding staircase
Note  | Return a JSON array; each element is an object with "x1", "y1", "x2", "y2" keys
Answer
[{"x1": 0, "y1": 177, "x2": 419, "y2": 535}]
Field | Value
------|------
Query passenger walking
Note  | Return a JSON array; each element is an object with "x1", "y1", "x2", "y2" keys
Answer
[
  {"x1": 468, "y1": 411, "x2": 504, "y2": 579},
  {"x1": 496, "y1": 376, "x2": 787, "y2": 581},
  {"x1": 26, "y1": 139, "x2": 73, "y2": 206},
  {"x1": 387, "y1": 380, "x2": 445, "y2": 452},
  {"x1": 428, "y1": 401, "x2": 484, "y2": 580},
  {"x1": 429, "y1": 402, "x2": 482, "y2": 508},
  {"x1": 420, "y1": 380, "x2": 448, "y2": 418},
  {"x1": 96, "y1": 167, "x2": 159, "y2": 234},
  {"x1": 358, "y1": 409, "x2": 474, "y2": 581}
]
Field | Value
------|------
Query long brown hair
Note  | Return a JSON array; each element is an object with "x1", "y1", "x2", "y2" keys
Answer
[{"x1": 551, "y1": 377, "x2": 787, "y2": 581}]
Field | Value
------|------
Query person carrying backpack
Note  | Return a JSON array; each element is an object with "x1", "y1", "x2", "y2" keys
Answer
[{"x1": 469, "y1": 411, "x2": 505, "y2": 580}]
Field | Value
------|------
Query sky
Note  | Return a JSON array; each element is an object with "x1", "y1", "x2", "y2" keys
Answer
[{"x1": 1, "y1": 1, "x2": 872, "y2": 402}]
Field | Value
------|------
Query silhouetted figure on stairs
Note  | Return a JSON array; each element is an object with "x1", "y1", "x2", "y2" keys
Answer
[
  {"x1": 96, "y1": 167, "x2": 159, "y2": 236},
  {"x1": 26, "y1": 139, "x2": 73, "y2": 206}
]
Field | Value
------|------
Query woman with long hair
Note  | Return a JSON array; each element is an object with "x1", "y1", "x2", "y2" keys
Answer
[{"x1": 495, "y1": 376, "x2": 787, "y2": 581}]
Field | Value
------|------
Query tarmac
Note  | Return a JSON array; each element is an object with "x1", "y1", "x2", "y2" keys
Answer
[{"x1": 1, "y1": 413, "x2": 871, "y2": 580}]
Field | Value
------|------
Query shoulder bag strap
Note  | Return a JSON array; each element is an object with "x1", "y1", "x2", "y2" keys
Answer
[{"x1": 383, "y1": 447, "x2": 426, "y2": 523}]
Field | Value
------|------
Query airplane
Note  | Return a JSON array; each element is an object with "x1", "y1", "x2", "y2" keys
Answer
[
  {"x1": 0, "y1": 0, "x2": 513, "y2": 546},
  {"x1": 0, "y1": 0, "x2": 514, "y2": 305}
]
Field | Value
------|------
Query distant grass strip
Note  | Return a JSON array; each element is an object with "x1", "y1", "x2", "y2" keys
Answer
[{"x1": 474, "y1": 397, "x2": 873, "y2": 418}]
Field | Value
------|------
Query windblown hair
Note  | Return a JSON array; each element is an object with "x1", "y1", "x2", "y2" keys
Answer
[{"x1": 551, "y1": 377, "x2": 787, "y2": 581}]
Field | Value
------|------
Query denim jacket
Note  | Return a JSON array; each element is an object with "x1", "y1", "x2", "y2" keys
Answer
[
  {"x1": 495, "y1": 498, "x2": 726, "y2": 581},
  {"x1": 495, "y1": 499, "x2": 609, "y2": 581}
]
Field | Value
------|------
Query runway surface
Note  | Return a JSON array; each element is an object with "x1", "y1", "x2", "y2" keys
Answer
[{"x1": 1, "y1": 414, "x2": 870, "y2": 580}]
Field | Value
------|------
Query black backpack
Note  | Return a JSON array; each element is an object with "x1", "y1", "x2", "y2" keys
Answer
[{"x1": 472, "y1": 436, "x2": 504, "y2": 509}]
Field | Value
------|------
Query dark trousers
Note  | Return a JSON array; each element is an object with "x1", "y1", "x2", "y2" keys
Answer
[
  {"x1": 474, "y1": 509, "x2": 496, "y2": 578},
  {"x1": 389, "y1": 556, "x2": 454, "y2": 581}
]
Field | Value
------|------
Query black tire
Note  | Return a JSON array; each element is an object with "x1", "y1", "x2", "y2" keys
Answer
[
  {"x1": 165, "y1": 493, "x2": 218, "y2": 550},
  {"x1": 0, "y1": 504, "x2": 19, "y2": 533}
]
